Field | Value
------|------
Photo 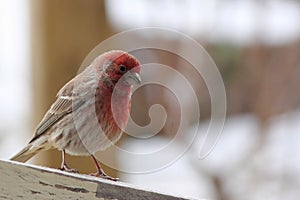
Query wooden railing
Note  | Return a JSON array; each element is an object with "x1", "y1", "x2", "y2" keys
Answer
[{"x1": 0, "y1": 159, "x2": 188, "y2": 200}]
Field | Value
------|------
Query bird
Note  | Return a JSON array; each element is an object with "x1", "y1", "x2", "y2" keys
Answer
[{"x1": 10, "y1": 50, "x2": 141, "y2": 181}]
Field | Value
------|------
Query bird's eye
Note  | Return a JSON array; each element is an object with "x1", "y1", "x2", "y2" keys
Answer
[{"x1": 119, "y1": 65, "x2": 127, "y2": 73}]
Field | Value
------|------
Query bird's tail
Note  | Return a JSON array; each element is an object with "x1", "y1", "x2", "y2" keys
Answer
[{"x1": 10, "y1": 144, "x2": 40, "y2": 163}]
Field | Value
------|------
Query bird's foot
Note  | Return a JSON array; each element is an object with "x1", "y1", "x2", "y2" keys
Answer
[
  {"x1": 90, "y1": 171, "x2": 119, "y2": 181},
  {"x1": 59, "y1": 163, "x2": 78, "y2": 173}
]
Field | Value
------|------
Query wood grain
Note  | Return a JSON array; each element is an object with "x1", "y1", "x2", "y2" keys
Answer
[{"x1": 0, "y1": 159, "x2": 187, "y2": 200}]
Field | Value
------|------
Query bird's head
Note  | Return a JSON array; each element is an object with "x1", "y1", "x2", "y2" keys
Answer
[{"x1": 101, "y1": 50, "x2": 141, "y2": 87}]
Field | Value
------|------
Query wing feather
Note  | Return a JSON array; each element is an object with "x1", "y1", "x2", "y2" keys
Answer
[
  {"x1": 30, "y1": 79, "x2": 82, "y2": 143},
  {"x1": 29, "y1": 67, "x2": 99, "y2": 143}
]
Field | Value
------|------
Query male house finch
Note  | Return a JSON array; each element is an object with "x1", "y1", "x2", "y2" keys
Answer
[{"x1": 10, "y1": 50, "x2": 141, "y2": 180}]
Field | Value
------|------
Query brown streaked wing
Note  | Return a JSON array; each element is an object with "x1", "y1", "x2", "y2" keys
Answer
[{"x1": 29, "y1": 79, "x2": 83, "y2": 143}]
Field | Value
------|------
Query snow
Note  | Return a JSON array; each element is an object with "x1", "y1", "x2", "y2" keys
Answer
[
  {"x1": 118, "y1": 111, "x2": 300, "y2": 199},
  {"x1": 0, "y1": 0, "x2": 31, "y2": 159},
  {"x1": 106, "y1": 0, "x2": 300, "y2": 46}
]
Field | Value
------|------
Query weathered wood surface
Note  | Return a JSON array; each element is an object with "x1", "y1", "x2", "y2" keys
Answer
[{"x1": 0, "y1": 159, "x2": 188, "y2": 200}]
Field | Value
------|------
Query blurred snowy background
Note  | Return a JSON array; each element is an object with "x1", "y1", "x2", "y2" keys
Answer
[
  {"x1": 1, "y1": 0, "x2": 300, "y2": 200},
  {"x1": 0, "y1": 0, "x2": 31, "y2": 158}
]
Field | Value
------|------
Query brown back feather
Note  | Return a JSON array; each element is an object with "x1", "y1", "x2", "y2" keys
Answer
[{"x1": 29, "y1": 79, "x2": 84, "y2": 143}]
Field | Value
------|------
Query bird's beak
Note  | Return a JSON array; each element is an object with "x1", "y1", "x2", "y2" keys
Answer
[{"x1": 125, "y1": 71, "x2": 141, "y2": 85}]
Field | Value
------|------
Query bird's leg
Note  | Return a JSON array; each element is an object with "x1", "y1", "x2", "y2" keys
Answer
[
  {"x1": 59, "y1": 150, "x2": 78, "y2": 173},
  {"x1": 90, "y1": 155, "x2": 119, "y2": 181}
]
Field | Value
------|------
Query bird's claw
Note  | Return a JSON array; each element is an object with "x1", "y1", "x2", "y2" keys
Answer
[
  {"x1": 59, "y1": 164, "x2": 78, "y2": 173},
  {"x1": 90, "y1": 171, "x2": 119, "y2": 181}
]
